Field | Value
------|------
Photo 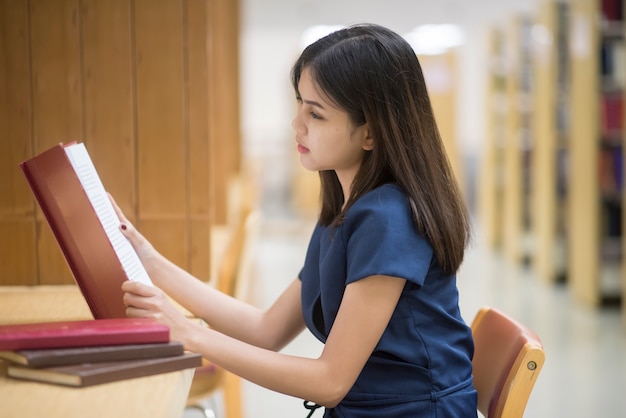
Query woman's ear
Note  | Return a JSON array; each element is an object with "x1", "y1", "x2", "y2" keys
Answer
[{"x1": 362, "y1": 129, "x2": 374, "y2": 151}]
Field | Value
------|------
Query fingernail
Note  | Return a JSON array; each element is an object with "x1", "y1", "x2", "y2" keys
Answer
[{"x1": 121, "y1": 224, "x2": 127, "y2": 231}]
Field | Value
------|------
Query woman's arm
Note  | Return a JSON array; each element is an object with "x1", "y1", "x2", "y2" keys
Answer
[
  {"x1": 177, "y1": 274, "x2": 406, "y2": 407},
  {"x1": 124, "y1": 270, "x2": 306, "y2": 351},
  {"x1": 112, "y1": 194, "x2": 406, "y2": 406},
  {"x1": 122, "y1": 274, "x2": 404, "y2": 407},
  {"x1": 110, "y1": 194, "x2": 305, "y2": 350}
]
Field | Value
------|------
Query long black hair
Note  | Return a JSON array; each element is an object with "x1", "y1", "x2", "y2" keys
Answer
[{"x1": 291, "y1": 23, "x2": 471, "y2": 274}]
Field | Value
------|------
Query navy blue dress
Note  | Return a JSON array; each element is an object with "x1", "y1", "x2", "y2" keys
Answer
[{"x1": 299, "y1": 184, "x2": 477, "y2": 417}]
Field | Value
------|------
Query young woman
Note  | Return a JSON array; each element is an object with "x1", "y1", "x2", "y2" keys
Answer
[{"x1": 114, "y1": 23, "x2": 477, "y2": 417}]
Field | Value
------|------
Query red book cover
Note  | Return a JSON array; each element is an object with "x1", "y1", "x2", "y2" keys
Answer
[
  {"x1": 19, "y1": 142, "x2": 152, "y2": 319},
  {"x1": 0, "y1": 318, "x2": 170, "y2": 351}
]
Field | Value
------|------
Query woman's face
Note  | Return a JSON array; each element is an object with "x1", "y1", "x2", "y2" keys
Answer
[{"x1": 292, "y1": 68, "x2": 372, "y2": 187}]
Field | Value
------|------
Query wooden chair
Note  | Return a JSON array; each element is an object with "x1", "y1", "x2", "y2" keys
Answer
[
  {"x1": 471, "y1": 306, "x2": 545, "y2": 418},
  {"x1": 185, "y1": 206, "x2": 261, "y2": 418},
  {"x1": 185, "y1": 357, "x2": 223, "y2": 418},
  {"x1": 184, "y1": 212, "x2": 247, "y2": 417}
]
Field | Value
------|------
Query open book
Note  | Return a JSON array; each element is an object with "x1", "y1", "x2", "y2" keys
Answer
[{"x1": 20, "y1": 142, "x2": 153, "y2": 319}]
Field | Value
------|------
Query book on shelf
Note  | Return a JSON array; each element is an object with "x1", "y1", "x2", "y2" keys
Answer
[
  {"x1": 601, "y1": 0, "x2": 623, "y2": 22},
  {"x1": 601, "y1": 93, "x2": 624, "y2": 137},
  {"x1": 0, "y1": 318, "x2": 169, "y2": 351},
  {"x1": 6, "y1": 352, "x2": 202, "y2": 387},
  {"x1": 0, "y1": 341, "x2": 184, "y2": 368},
  {"x1": 19, "y1": 142, "x2": 153, "y2": 319},
  {"x1": 599, "y1": 148, "x2": 624, "y2": 199}
]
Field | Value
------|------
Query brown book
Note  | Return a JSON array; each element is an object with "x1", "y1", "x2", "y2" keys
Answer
[
  {"x1": 19, "y1": 142, "x2": 153, "y2": 319},
  {"x1": 7, "y1": 352, "x2": 202, "y2": 387},
  {"x1": 0, "y1": 341, "x2": 184, "y2": 368}
]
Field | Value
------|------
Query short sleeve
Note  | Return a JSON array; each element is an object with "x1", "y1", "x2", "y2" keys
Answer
[{"x1": 343, "y1": 185, "x2": 433, "y2": 287}]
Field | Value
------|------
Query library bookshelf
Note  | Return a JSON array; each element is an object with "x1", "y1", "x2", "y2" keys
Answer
[
  {"x1": 531, "y1": 0, "x2": 571, "y2": 284},
  {"x1": 568, "y1": 0, "x2": 624, "y2": 307},
  {"x1": 502, "y1": 15, "x2": 535, "y2": 266},
  {"x1": 480, "y1": 17, "x2": 534, "y2": 266},
  {"x1": 479, "y1": 27, "x2": 508, "y2": 250}
]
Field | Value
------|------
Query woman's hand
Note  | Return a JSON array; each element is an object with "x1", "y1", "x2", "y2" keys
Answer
[
  {"x1": 122, "y1": 280, "x2": 196, "y2": 345},
  {"x1": 107, "y1": 193, "x2": 159, "y2": 264}
]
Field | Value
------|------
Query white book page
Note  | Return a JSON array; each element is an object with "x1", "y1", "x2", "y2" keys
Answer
[{"x1": 64, "y1": 143, "x2": 153, "y2": 286}]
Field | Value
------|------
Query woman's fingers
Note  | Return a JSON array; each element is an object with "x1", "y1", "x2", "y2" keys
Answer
[
  {"x1": 122, "y1": 281, "x2": 164, "y2": 316},
  {"x1": 122, "y1": 279, "x2": 152, "y2": 295},
  {"x1": 107, "y1": 193, "x2": 138, "y2": 238},
  {"x1": 108, "y1": 193, "x2": 130, "y2": 224},
  {"x1": 108, "y1": 192, "x2": 137, "y2": 239},
  {"x1": 108, "y1": 193, "x2": 156, "y2": 260},
  {"x1": 124, "y1": 304, "x2": 155, "y2": 319}
]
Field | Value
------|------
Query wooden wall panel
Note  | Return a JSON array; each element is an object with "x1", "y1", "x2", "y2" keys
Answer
[
  {"x1": 0, "y1": 0, "x2": 38, "y2": 285},
  {"x1": 81, "y1": 0, "x2": 136, "y2": 220},
  {"x1": 0, "y1": 222, "x2": 37, "y2": 285},
  {"x1": 141, "y1": 220, "x2": 188, "y2": 272},
  {"x1": 209, "y1": 0, "x2": 240, "y2": 225},
  {"x1": 0, "y1": 0, "x2": 33, "y2": 214},
  {"x1": 225, "y1": 0, "x2": 241, "y2": 177},
  {"x1": 189, "y1": 220, "x2": 211, "y2": 281},
  {"x1": 31, "y1": 0, "x2": 83, "y2": 284},
  {"x1": 0, "y1": 0, "x2": 241, "y2": 286},
  {"x1": 186, "y1": 0, "x2": 212, "y2": 280},
  {"x1": 207, "y1": 0, "x2": 225, "y2": 225},
  {"x1": 187, "y1": 0, "x2": 211, "y2": 219},
  {"x1": 134, "y1": 0, "x2": 188, "y2": 267},
  {"x1": 30, "y1": 0, "x2": 83, "y2": 153}
]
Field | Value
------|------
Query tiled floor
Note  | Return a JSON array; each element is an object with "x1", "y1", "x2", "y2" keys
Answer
[{"x1": 186, "y1": 212, "x2": 626, "y2": 418}]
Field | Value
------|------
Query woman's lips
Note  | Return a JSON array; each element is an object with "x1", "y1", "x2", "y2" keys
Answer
[{"x1": 297, "y1": 144, "x2": 309, "y2": 153}]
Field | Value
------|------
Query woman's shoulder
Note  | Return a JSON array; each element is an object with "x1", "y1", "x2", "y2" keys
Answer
[
  {"x1": 343, "y1": 183, "x2": 413, "y2": 231},
  {"x1": 350, "y1": 183, "x2": 409, "y2": 215}
]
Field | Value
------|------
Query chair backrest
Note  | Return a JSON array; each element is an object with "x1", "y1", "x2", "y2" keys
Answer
[
  {"x1": 471, "y1": 306, "x2": 545, "y2": 418},
  {"x1": 216, "y1": 206, "x2": 251, "y2": 297}
]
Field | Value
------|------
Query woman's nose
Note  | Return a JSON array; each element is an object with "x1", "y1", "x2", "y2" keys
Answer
[{"x1": 291, "y1": 112, "x2": 304, "y2": 134}]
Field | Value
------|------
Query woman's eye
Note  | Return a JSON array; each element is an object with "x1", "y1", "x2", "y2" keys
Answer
[{"x1": 310, "y1": 111, "x2": 322, "y2": 120}]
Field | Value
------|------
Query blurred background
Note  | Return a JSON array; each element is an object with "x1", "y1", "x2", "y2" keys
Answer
[
  {"x1": 241, "y1": 0, "x2": 541, "y2": 218},
  {"x1": 1, "y1": 0, "x2": 625, "y2": 417}
]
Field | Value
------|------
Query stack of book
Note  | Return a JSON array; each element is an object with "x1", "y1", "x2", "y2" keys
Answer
[{"x1": 0, "y1": 317, "x2": 202, "y2": 387}]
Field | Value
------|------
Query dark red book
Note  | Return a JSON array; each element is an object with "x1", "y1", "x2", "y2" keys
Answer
[
  {"x1": 0, "y1": 341, "x2": 184, "y2": 368},
  {"x1": 6, "y1": 352, "x2": 202, "y2": 387},
  {"x1": 0, "y1": 318, "x2": 170, "y2": 351},
  {"x1": 19, "y1": 142, "x2": 153, "y2": 319}
]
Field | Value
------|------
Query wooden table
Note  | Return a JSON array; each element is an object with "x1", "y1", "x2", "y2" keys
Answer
[
  {"x1": 0, "y1": 286, "x2": 195, "y2": 418},
  {"x1": 0, "y1": 224, "x2": 237, "y2": 418},
  {"x1": 0, "y1": 361, "x2": 194, "y2": 418}
]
